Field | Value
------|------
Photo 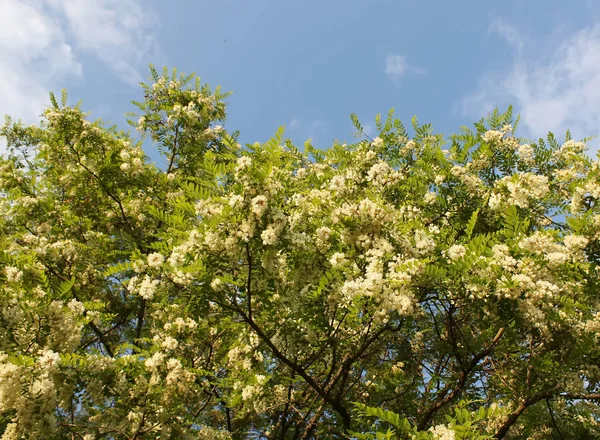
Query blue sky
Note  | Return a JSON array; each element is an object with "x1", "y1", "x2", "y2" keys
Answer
[{"x1": 2, "y1": 0, "x2": 600, "y2": 159}]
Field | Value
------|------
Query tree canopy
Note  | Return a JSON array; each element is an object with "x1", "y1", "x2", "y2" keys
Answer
[{"x1": 1, "y1": 66, "x2": 600, "y2": 439}]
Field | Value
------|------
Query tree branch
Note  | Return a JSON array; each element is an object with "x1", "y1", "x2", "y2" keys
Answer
[{"x1": 417, "y1": 327, "x2": 504, "y2": 430}]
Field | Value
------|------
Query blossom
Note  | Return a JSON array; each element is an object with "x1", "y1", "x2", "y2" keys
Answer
[
  {"x1": 210, "y1": 277, "x2": 225, "y2": 291},
  {"x1": 147, "y1": 252, "x2": 164, "y2": 268},
  {"x1": 482, "y1": 130, "x2": 503, "y2": 143},
  {"x1": 429, "y1": 424, "x2": 455, "y2": 440},
  {"x1": 371, "y1": 137, "x2": 384, "y2": 149},
  {"x1": 229, "y1": 194, "x2": 244, "y2": 208},
  {"x1": 497, "y1": 173, "x2": 549, "y2": 208},
  {"x1": 236, "y1": 156, "x2": 252, "y2": 172},
  {"x1": 414, "y1": 230, "x2": 435, "y2": 255},
  {"x1": 424, "y1": 192, "x2": 437, "y2": 204},
  {"x1": 251, "y1": 195, "x2": 268, "y2": 217},
  {"x1": 517, "y1": 143, "x2": 535, "y2": 162},
  {"x1": 446, "y1": 244, "x2": 466, "y2": 261},
  {"x1": 138, "y1": 276, "x2": 160, "y2": 300},
  {"x1": 67, "y1": 299, "x2": 85, "y2": 314},
  {"x1": 564, "y1": 234, "x2": 588, "y2": 251},
  {"x1": 38, "y1": 349, "x2": 61, "y2": 370},
  {"x1": 329, "y1": 175, "x2": 346, "y2": 191},
  {"x1": 329, "y1": 252, "x2": 347, "y2": 267},
  {"x1": 4, "y1": 266, "x2": 23, "y2": 283},
  {"x1": 316, "y1": 226, "x2": 332, "y2": 250},
  {"x1": 261, "y1": 225, "x2": 280, "y2": 245},
  {"x1": 145, "y1": 352, "x2": 165, "y2": 371},
  {"x1": 162, "y1": 336, "x2": 179, "y2": 350}
]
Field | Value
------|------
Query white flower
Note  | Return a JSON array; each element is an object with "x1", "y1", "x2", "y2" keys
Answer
[
  {"x1": 147, "y1": 252, "x2": 164, "y2": 268},
  {"x1": 127, "y1": 276, "x2": 139, "y2": 293},
  {"x1": 482, "y1": 130, "x2": 503, "y2": 144},
  {"x1": 67, "y1": 299, "x2": 85, "y2": 314},
  {"x1": 414, "y1": 230, "x2": 435, "y2": 255},
  {"x1": 210, "y1": 278, "x2": 224, "y2": 291},
  {"x1": 236, "y1": 156, "x2": 252, "y2": 172},
  {"x1": 138, "y1": 276, "x2": 160, "y2": 300},
  {"x1": 261, "y1": 226, "x2": 279, "y2": 245},
  {"x1": 229, "y1": 194, "x2": 244, "y2": 208},
  {"x1": 424, "y1": 192, "x2": 437, "y2": 204},
  {"x1": 329, "y1": 252, "x2": 347, "y2": 267},
  {"x1": 446, "y1": 244, "x2": 466, "y2": 261},
  {"x1": 316, "y1": 226, "x2": 332, "y2": 250},
  {"x1": 517, "y1": 143, "x2": 535, "y2": 162},
  {"x1": 429, "y1": 424, "x2": 455, "y2": 440},
  {"x1": 4, "y1": 266, "x2": 23, "y2": 283},
  {"x1": 251, "y1": 195, "x2": 268, "y2": 217},
  {"x1": 2, "y1": 424, "x2": 19, "y2": 440},
  {"x1": 238, "y1": 220, "x2": 256, "y2": 241},
  {"x1": 372, "y1": 137, "x2": 384, "y2": 149},
  {"x1": 329, "y1": 175, "x2": 346, "y2": 191},
  {"x1": 489, "y1": 192, "x2": 503, "y2": 209},
  {"x1": 38, "y1": 349, "x2": 61, "y2": 370},
  {"x1": 564, "y1": 234, "x2": 588, "y2": 251},
  {"x1": 162, "y1": 336, "x2": 179, "y2": 350},
  {"x1": 119, "y1": 150, "x2": 130, "y2": 161},
  {"x1": 546, "y1": 251, "x2": 569, "y2": 266},
  {"x1": 145, "y1": 352, "x2": 165, "y2": 370}
]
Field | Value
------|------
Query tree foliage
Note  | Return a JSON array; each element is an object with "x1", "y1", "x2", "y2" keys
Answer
[{"x1": 1, "y1": 66, "x2": 600, "y2": 439}]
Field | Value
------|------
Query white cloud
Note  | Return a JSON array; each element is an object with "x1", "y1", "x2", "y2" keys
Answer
[
  {"x1": 385, "y1": 54, "x2": 427, "y2": 82},
  {"x1": 362, "y1": 123, "x2": 376, "y2": 138},
  {"x1": 288, "y1": 119, "x2": 301, "y2": 130},
  {"x1": 283, "y1": 119, "x2": 327, "y2": 144},
  {"x1": 0, "y1": 0, "x2": 158, "y2": 153},
  {"x1": 47, "y1": 0, "x2": 159, "y2": 86},
  {"x1": 462, "y1": 20, "x2": 600, "y2": 147},
  {"x1": 489, "y1": 18, "x2": 523, "y2": 53},
  {"x1": 0, "y1": 0, "x2": 82, "y2": 125}
]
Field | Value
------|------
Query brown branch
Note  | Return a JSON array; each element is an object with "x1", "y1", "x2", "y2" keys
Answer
[
  {"x1": 237, "y1": 245, "x2": 351, "y2": 430},
  {"x1": 134, "y1": 298, "x2": 146, "y2": 347},
  {"x1": 560, "y1": 392, "x2": 600, "y2": 400},
  {"x1": 246, "y1": 243, "x2": 253, "y2": 321},
  {"x1": 332, "y1": 321, "x2": 403, "y2": 402},
  {"x1": 240, "y1": 309, "x2": 351, "y2": 429},
  {"x1": 493, "y1": 390, "x2": 550, "y2": 439},
  {"x1": 44, "y1": 264, "x2": 115, "y2": 357},
  {"x1": 166, "y1": 125, "x2": 179, "y2": 174},
  {"x1": 417, "y1": 327, "x2": 504, "y2": 430},
  {"x1": 546, "y1": 398, "x2": 565, "y2": 440}
]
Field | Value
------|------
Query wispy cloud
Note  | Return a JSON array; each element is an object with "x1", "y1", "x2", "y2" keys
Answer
[
  {"x1": 385, "y1": 54, "x2": 427, "y2": 83},
  {"x1": 288, "y1": 118, "x2": 302, "y2": 131},
  {"x1": 361, "y1": 123, "x2": 376, "y2": 139},
  {"x1": 285, "y1": 118, "x2": 327, "y2": 144},
  {"x1": 0, "y1": 0, "x2": 159, "y2": 154},
  {"x1": 462, "y1": 20, "x2": 600, "y2": 147},
  {"x1": 489, "y1": 18, "x2": 523, "y2": 53},
  {"x1": 47, "y1": 0, "x2": 160, "y2": 86},
  {"x1": 0, "y1": 0, "x2": 82, "y2": 126}
]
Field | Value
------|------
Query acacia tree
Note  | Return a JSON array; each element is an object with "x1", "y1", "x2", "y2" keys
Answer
[{"x1": 1, "y1": 66, "x2": 600, "y2": 439}]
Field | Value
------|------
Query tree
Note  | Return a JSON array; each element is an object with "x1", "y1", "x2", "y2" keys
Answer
[{"x1": 1, "y1": 66, "x2": 599, "y2": 439}]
